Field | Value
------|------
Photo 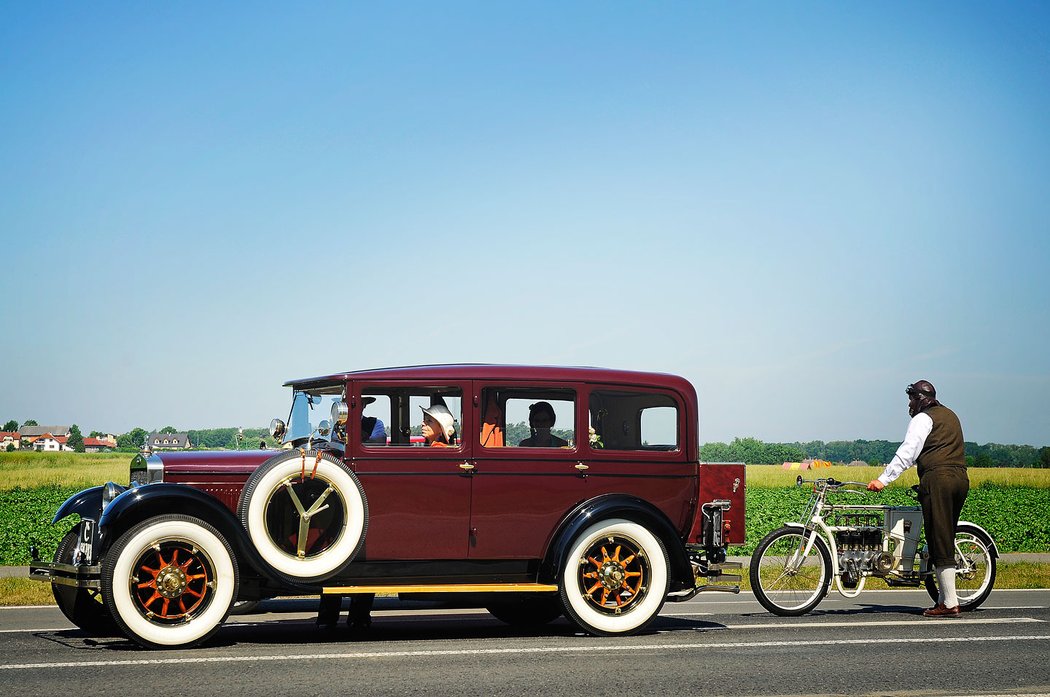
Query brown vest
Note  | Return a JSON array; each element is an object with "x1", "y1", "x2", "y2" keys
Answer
[{"x1": 917, "y1": 404, "x2": 966, "y2": 477}]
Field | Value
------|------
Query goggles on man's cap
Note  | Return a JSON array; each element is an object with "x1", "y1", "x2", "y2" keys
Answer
[{"x1": 906, "y1": 383, "x2": 933, "y2": 397}]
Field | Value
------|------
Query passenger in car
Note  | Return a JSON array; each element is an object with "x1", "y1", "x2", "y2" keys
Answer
[
  {"x1": 421, "y1": 404, "x2": 456, "y2": 447},
  {"x1": 518, "y1": 401, "x2": 569, "y2": 448},
  {"x1": 361, "y1": 397, "x2": 387, "y2": 444}
]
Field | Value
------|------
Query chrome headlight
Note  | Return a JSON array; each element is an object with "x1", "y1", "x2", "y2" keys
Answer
[
  {"x1": 102, "y1": 481, "x2": 127, "y2": 511},
  {"x1": 331, "y1": 400, "x2": 348, "y2": 426}
]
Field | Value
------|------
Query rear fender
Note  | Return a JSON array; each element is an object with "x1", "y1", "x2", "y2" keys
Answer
[
  {"x1": 540, "y1": 494, "x2": 693, "y2": 592},
  {"x1": 958, "y1": 521, "x2": 1000, "y2": 558}
]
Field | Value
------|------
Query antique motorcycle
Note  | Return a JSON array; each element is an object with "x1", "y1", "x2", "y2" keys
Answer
[{"x1": 749, "y1": 476, "x2": 997, "y2": 616}]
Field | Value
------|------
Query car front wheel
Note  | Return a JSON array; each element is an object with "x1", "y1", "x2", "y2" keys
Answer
[{"x1": 101, "y1": 514, "x2": 238, "y2": 649}]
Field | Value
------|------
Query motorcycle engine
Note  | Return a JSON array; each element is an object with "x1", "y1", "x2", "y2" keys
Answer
[{"x1": 836, "y1": 525, "x2": 885, "y2": 586}]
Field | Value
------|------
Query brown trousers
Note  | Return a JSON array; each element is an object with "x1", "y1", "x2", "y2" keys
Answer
[{"x1": 918, "y1": 467, "x2": 970, "y2": 567}]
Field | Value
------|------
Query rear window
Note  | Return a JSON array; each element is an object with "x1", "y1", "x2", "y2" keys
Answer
[{"x1": 589, "y1": 390, "x2": 679, "y2": 451}]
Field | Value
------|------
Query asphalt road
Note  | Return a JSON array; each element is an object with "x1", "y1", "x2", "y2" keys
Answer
[{"x1": 2, "y1": 589, "x2": 1048, "y2": 696}]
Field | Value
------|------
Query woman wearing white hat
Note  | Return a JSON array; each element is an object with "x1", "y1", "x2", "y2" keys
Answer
[{"x1": 421, "y1": 404, "x2": 456, "y2": 447}]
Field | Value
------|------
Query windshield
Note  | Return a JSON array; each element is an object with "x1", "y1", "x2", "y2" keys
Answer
[{"x1": 285, "y1": 385, "x2": 343, "y2": 445}]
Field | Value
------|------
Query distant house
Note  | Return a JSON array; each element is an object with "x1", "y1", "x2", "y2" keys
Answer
[
  {"x1": 0, "y1": 431, "x2": 20, "y2": 449},
  {"x1": 20, "y1": 425, "x2": 70, "y2": 440},
  {"x1": 149, "y1": 432, "x2": 191, "y2": 450},
  {"x1": 83, "y1": 436, "x2": 118, "y2": 453},
  {"x1": 28, "y1": 432, "x2": 70, "y2": 452}
]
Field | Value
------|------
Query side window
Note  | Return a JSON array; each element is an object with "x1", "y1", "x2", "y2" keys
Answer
[
  {"x1": 589, "y1": 390, "x2": 679, "y2": 451},
  {"x1": 361, "y1": 388, "x2": 463, "y2": 448},
  {"x1": 479, "y1": 388, "x2": 576, "y2": 449}
]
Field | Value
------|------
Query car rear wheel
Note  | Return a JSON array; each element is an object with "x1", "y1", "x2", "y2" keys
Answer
[
  {"x1": 559, "y1": 518, "x2": 669, "y2": 636},
  {"x1": 237, "y1": 450, "x2": 368, "y2": 584},
  {"x1": 101, "y1": 514, "x2": 238, "y2": 649}
]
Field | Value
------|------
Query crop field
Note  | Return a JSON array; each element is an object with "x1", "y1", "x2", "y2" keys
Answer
[
  {"x1": 0, "y1": 451, "x2": 132, "y2": 490},
  {"x1": 745, "y1": 463, "x2": 1050, "y2": 489}
]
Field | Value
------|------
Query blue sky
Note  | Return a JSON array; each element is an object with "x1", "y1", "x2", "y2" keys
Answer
[{"x1": 2, "y1": 2, "x2": 1048, "y2": 446}]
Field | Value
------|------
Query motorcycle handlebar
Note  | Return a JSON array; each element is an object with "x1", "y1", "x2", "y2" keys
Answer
[{"x1": 794, "y1": 475, "x2": 869, "y2": 492}]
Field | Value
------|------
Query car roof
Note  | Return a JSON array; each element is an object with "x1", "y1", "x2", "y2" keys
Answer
[{"x1": 284, "y1": 364, "x2": 695, "y2": 398}]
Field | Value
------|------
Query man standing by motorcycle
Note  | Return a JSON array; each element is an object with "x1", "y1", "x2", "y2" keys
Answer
[{"x1": 867, "y1": 380, "x2": 970, "y2": 617}]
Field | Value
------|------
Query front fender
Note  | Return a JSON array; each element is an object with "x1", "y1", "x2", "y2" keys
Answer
[
  {"x1": 540, "y1": 494, "x2": 693, "y2": 592},
  {"x1": 52, "y1": 486, "x2": 104, "y2": 524},
  {"x1": 98, "y1": 483, "x2": 238, "y2": 532},
  {"x1": 97, "y1": 483, "x2": 314, "y2": 592}
]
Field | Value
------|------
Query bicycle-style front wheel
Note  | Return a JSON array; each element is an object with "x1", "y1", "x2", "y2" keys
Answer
[
  {"x1": 750, "y1": 526, "x2": 832, "y2": 616},
  {"x1": 924, "y1": 523, "x2": 997, "y2": 611}
]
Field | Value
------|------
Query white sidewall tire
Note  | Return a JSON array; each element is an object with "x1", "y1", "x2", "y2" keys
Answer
[
  {"x1": 104, "y1": 516, "x2": 236, "y2": 649},
  {"x1": 560, "y1": 518, "x2": 669, "y2": 635},
  {"x1": 241, "y1": 452, "x2": 366, "y2": 582}
]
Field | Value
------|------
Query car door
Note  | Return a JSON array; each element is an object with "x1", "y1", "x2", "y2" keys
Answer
[
  {"x1": 467, "y1": 381, "x2": 588, "y2": 559},
  {"x1": 348, "y1": 381, "x2": 473, "y2": 560}
]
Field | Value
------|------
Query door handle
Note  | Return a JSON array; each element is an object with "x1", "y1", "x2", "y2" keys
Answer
[
  {"x1": 459, "y1": 462, "x2": 475, "y2": 472},
  {"x1": 575, "y1": 462, "x2": 589, "y2": 472}
]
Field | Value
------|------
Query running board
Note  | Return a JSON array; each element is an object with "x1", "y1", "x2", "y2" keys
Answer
[{"x1": 322, "y1": 583, "x2": 559, "y2": 595}]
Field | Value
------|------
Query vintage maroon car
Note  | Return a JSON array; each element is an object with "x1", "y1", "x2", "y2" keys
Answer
[{"x1": 32, "y1": 364, "x2": 745, "y2": 649}]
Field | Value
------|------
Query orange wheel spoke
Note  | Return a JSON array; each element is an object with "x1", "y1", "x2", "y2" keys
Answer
[
  {"x1": 184, "y1": 588, "x2": 204, "y2": 599},
  {"x1": 624, "y1": 571, "x2": 641, "y2": 578},
  {"x1": 136, "y1": 580, "x2": 156, "y2": 590},
  {"x1": 178, "y1": 598, "x2": 187, "y2": 614},
  {"x1": 161, "y1": 598, "x2": 171, "y2": 617},
  {"x1": 185, "y1": 573, "x2": 208, "y2": 582},
  {"x1": 587, "y1": 556, "x2": 602, "y2": 570},
  {"x1": 144, "y1": 591, "x2": 162, "y2": 606},
  {"x1": 611, "y1": 545, "x2": 622, "y2": 562},
  {"x1": 622, "y1": 553, "x2": 636, "y2": 566},
  {"x1": 170, "y1": 549, "x2": 179, "y2": 566},
  {"x1": 600, "y1": 546, "x2": 611, "y2": 563},
  {"x1": 599, "y1": 589, "x2": 609, "y2": 606}
]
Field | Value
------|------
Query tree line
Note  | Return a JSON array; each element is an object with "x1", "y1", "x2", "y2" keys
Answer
[
  {"x1": 700, "y1": 436, "x2": 1050, "y2": 468},
  {"x1": 5, "y1": 417, "x2": 1048, "y2": 467}
]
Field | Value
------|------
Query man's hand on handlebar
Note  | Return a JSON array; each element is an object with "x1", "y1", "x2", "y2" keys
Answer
[{"x1": 866, "y1": 479, "x2": 885, "y2": 492}]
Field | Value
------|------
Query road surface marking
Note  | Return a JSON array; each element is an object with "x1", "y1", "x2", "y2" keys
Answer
[
  {"x1": 3, "y1": 634, "x2": 1050, "y2": 671},
  {"x1": 660, "y1": 615, "x2": 1044, "y2": 627}
]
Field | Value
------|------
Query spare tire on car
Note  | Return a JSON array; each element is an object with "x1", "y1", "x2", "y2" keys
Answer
[{"x1": 237, "y1": 449, "x2": 367, "y2": 584}]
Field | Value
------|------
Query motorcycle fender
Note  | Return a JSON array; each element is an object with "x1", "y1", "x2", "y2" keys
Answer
[{"x1": 959, "y1": 521, "x2": 1000, "y2": 558}]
